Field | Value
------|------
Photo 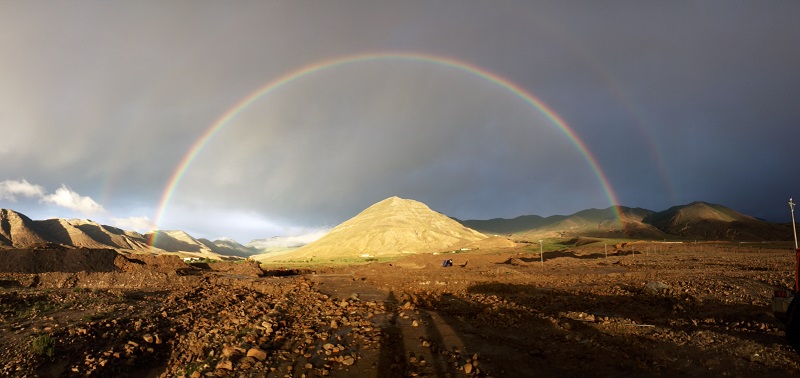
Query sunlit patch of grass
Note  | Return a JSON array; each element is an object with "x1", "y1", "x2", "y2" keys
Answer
[{"x1": 30, "y1": 334, "x2": 55, "y2": 357}]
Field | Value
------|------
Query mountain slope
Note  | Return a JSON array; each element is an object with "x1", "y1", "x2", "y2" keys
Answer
[
  {"x1": 33, "y1": 218, "x2": 110, "y2": 248},
  {"x1": 67, "y1": 219, "x2": 151, "y2": 250},
  {"x1": 0, "y1": 209, "x2": 53, "y2": 247},
  {"x1": 278, "y1": 197, "x2": 488, "y2": 260},
  {"x1": 462, "y1": 206, "x2": 664, "y2": 239},
  {"x1": 198, "y1": 237, "x2": 255, "y2": 258},
  {"x1": 461, "y1": 202, "x2": 789, "y2": 241},
  {"x1": 643, "y1": 201, "x2": 789, "y2": 240},
  {"x1": 458, "y1": 215, "x2": 551, "y2": 235},
  {"x1": 534, "y1": 207, "x2": 664, "y2": 238}
]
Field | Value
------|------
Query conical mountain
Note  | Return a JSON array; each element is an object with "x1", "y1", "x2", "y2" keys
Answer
[{"x1": 280, "y1": 197, "x2": 488, "y2": 260}]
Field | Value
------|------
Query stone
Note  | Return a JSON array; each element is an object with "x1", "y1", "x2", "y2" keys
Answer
[
  {"x1": 222, "y1": 346, "x2": 236, "y2": 357},
  {"x1": 216, "y1": 360, "x2": 233, "y2": 370},
  {"x1": 464, "y1": 363, "x2": 473, "y2": 374},
  {"x1": 142, "y1": 334, "x2": 154, "y2": 343},
  {"x1": 342, "y1": 356, "x2": 355, "y2": 366},
  {"x1": 247, "y1": 348, "x2": 267, "y2": 361},
  {"x1": 646, "y1": 281, "x2": 670, "y2": 293}
]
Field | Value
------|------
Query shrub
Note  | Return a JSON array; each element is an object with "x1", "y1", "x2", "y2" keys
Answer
[{"x1": 30, "y1": 335, "x2": 55, "y2": 357}]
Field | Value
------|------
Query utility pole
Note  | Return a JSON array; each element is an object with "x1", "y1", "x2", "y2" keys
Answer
[
  {"x1": 539, "y1": 239, "x2": 544, "y2": 266},
  {"x1": 791, "y1": 198, "x2": 798, "y2": 250},
  {"x1": 791, "y1": 198, "x2": 799, "y2": 293}
]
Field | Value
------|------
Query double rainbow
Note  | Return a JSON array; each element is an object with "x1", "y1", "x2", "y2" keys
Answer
[{"x1": 151, "y1": 52, "x2": 621, "y2": 244}]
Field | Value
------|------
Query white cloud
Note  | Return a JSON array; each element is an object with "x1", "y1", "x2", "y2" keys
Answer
[
  {"x1": 112, "y1": 216, "x2": 156, "y2": 234},
  {"x1": 41, "y1": 185, "x2": 106, "y2": 215},
  {"x1": 0, "y1": 179, "x2": 46, "y2": 201},
  {"x1": 247, "y1": 229, "x2": 328, "y2": 249}
]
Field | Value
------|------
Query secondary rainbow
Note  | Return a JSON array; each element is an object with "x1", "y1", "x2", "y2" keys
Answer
[{"x1": 151, "y1": 52, "x2": 622, "y2": 244}]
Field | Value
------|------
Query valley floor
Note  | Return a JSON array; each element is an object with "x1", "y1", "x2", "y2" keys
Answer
[{"x1": 1, "y1": 243, "x2": 799, "y2": 377}]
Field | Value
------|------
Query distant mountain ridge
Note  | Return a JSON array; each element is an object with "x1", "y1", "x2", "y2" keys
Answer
[
  {"x1": 459, "y1": 201, "x2": 790, "y2": 241},
  {"x1": 642, "y1": 201, "x2": 788, "y2": 240},
  {"x1": 0, "y1": 200, "x2": 792, "y2": 261}
]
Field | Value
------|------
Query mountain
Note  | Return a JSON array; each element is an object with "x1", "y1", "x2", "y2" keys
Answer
[
  {"x1": 458, "y1": 215, "x2": 550, "y2": 235},
  {"x1": 275, "y1": 196, "x2": 490, "y2": 260},
  {"x1": 461, "y1": 206, "x2": 663, "y2": 239},
  {"x1": 145, "y1": 230, "x2": 211, "y2": 254},
  {"x1": 67, "y1": 219, "x2": 151, "y2": 250},
  {"x1": 33, "y1": 218, "x2": 110, "y2": 248},
  {"x1": 460, "y1": 202, "x2": 789, "y2": 241},
  {"x1": 643, "y1": 201, "x2": 789, "y2": 240},
  {"x1": 0, "y1": 209, "x2": 238, "y2": 259},
  {"x1": 198, "y1": 237, "x2": 255, "y2": 258},
  {"x1": 2, "y1": 199, "x2": 791, "y2": 260},
  {"x1": 0, "y1": 209, "x2": 52, "y2": 247}
]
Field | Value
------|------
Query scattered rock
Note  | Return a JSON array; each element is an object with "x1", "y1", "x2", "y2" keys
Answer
[
  {"x1": 247, "y1": 348, "x2": 267, "y2": 361},
  {"x1": 216, "y1": 360, "x2": 233, "y2": 370}
]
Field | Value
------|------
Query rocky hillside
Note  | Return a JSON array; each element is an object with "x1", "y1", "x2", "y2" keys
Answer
[
  {"x1": 276, "y1": 197, "x2": 490, "y2": 260},
  {"x1": 0, "y1": 209, "x2": 51, "y2": 247},
  {"x1": 0, "y1": 209, "x2": 253, "y2": 259}
]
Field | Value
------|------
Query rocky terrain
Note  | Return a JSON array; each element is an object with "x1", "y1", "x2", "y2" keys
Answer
[{"x1": 1, "y1": 241, "x2": 799, "y2": 377}]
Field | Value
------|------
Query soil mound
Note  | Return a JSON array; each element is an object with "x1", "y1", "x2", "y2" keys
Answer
[
  {"x1": 118, "y1": 253, "x2": 193, "y2": 274},
  {"x1": 505, "y1": 257, "x2": 529, "y2": 266},
  {"x1": 207, "y1": 260, "x2": 265, "y2": 277},
  {"x1": 0, "y1": 248, "x2": 120, "y2": 273}
]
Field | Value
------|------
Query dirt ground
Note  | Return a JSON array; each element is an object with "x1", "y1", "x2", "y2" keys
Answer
[{"x1": 1, "y1": 242, "x2": 799, "y2": 377}]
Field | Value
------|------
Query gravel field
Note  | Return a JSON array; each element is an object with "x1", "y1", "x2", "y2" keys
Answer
[{"x1": 1, "y1": 243, "x2": 799, "y2": 377}]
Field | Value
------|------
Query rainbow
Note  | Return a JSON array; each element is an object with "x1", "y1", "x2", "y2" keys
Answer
[{"x1": 151, "y1": 52, "x2": 622, "y2": 245}]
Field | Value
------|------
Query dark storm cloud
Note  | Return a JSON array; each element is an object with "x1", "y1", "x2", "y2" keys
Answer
[{"x1": 1, "y1": 1, "x2": 798, "y2": 242}]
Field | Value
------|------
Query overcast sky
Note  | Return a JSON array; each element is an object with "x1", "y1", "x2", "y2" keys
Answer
[{"x1": 1, "y1": 1, "x2": 798, "y2": 243}]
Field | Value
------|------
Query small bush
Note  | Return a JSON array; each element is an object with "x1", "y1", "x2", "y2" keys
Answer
[{"x1": 30, "y1": 335, "x2": 55, "y2": 357}]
